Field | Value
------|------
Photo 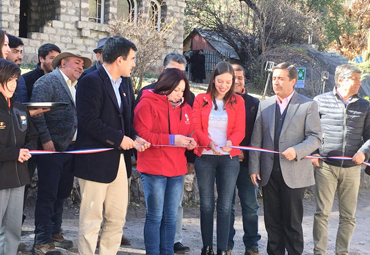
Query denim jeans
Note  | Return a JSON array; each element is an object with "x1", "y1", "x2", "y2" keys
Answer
[
  {"x1": 141, "y1": 173, "x2": 184, "y2": 255},
  {"x1": 228, "y1": 165, "x2": 261, "y2": 250},
  {"x1": 195, "y1": 155, "x2": 239, "y2": 251},
  {"x1": 34, "y1": 145, "x2": 74, "y2": 245}
]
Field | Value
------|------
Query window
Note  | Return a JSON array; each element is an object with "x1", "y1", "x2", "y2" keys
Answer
[
  {"x1": 89, "y1": 0, "x2": 105, "y2": 24},
  {"x1": 117, "y1": 0, "x2": 138, "y2": 27},
  {"x1": 150, "y1": 0, "x2": 161, "y2": 31}
]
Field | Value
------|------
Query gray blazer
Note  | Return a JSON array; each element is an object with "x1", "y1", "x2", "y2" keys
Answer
[
  {"x1": 30, "y1": 68, "x2": 77, "y2": 151},
  {"x1": 249, "y1": 92, "x2": 322, "y2": 189}
]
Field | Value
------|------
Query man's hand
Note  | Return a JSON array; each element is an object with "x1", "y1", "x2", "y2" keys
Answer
[
  {"x1": 187, "y1": 162, "x2": 195, "y2": 174},
  {"x1": 209, "y1": 141, "x2": 222, "y2": 155},
  {"x1": 134, "y1": 136, "x2": 151, "y2": 152},
  {"x1": 250, "y1": 174, "x2": 260, "y2": 187},
  {"x1": 238, "y1": 152, "x2": 245, "y2": 162},
  {"x1": 311, "y1": 153, "x2": 321, "y2": 167},
  {"x1": 18, "y1": 148, "x2": 32, "y2": 163},
  {"x1": 42, "y1": 140, "x2": 55, "y2": 151},
  {"x1": 282, "y1": 147, "x2": 297, "y2": 161},
  {"x1": 221, "y1": 140, "x2": 232, "y2": 152},
  {"x1": 120, "y1": 136, "x2": 136, "y2": 150},
  {"x1": 29, "y1": 108, "x2": 51, "y2": 118},
  {"x1": 353, "y1": 151, "x2": 365, "y2": 165}
]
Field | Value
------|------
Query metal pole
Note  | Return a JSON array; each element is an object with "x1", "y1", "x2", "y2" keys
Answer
[{"x1": 261, "y1": 71, "x2": 271, "y2": 100}]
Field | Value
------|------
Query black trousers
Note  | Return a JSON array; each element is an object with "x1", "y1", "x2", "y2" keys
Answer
[{"x1": 262, "y1": 170, "x2": 306, "y2": 255}]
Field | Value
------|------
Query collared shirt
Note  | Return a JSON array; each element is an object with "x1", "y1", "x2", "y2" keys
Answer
[
  {"x1": 102, "y1": 65, "x2": 122, "y2": 108},
  {"x1": 335, "y1": 87, "x2": 352, "y2": 106},
  {"x1": 60, "y1": 70, "x2": 78, "y2": 103},
  {"x1": 276, "y1": 90, "x2": 295, "y2": 114},
  {"x1": 60, "y1": 69, "x2": 78, "y2": 141}
]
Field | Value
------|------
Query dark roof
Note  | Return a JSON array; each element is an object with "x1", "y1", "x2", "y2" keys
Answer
[{"x1": 185, "y1": 29, "x2": 240, "y2": 60}]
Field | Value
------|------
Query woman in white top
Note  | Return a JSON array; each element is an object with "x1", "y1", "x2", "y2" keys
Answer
[{"x1": 193, "y1": 61, "x2": 246, "y2": 255}]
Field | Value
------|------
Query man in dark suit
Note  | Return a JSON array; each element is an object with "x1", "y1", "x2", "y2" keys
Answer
[
  {"x1": 31, "y1": 48, "x2": 92, "y2": 254},
  {"x1": 249, "y1": 62, "x2": 322, "y2": 255},
  {"x1": 74, "y1": 36, "x2": 149, "y2": 255}
]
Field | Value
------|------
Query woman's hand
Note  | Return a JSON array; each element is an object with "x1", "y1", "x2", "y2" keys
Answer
[
  {"x1": 186, "y1": 139, "x2": 197, "y2": 150},
  {"x1": 18, "y1": 148, "x2": 31, "y2": 163},
  {"x1": 135, "y1": 136, "x2": 151, "y2": 152},
  {"x1": 209, "y1": 141, "x2": 222, "y2": 155},
  {"x1": 175, "y1": 135, "x2": 195, "y2": 147},
  {"x1": 221, "y1": 140, "x2": 232, "y2": 152}
]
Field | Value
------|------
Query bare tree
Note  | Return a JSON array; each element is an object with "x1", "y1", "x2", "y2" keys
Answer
[{"x1": 110, "y1": 8, "x2": 177, "y2": 92}]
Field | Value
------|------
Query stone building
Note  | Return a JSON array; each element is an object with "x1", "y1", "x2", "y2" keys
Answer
[{"x1": 0, "y1": 0, "x2": 185, "y2": 65}]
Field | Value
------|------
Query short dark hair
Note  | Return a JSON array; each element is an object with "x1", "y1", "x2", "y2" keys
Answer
[
  {"x1": 102, "y1": 36, "x2": 137, "y2": 64},
  {"x1": 272, "y1": 62, "x2": 298, "y2": 81},
  {"x1": 207, "y1": 61, "x2": 236, "y2": 110},
  {"x1": 0, "y1": 29, "x2": 7, "y2": 59},
  {"x1": 232, "y1": 64, "x2": 245, "y2": 77},
  {"x1": 0, "y1": 59, "x2": 21, "y2": 89},
  {"x1": 38, "y1": 43, "x2": 61, "y2": 63},
  {"x1": 154, "y1": 68, "x2": 190, "y2": 104},
  {"x1": 7, "y1": 34, "x2": 24, "y2": 48},
  {"x1": 163, "y1": 52, "x2": 186, "y2": 68}
]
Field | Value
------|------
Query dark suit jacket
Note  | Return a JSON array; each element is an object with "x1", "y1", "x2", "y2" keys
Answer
[
  {"x1": 74, "y1": 66, "x2": 137, "y2": 182},
  {"x1": 22, "y1": 64, "x2": 45, "y2": 99}
]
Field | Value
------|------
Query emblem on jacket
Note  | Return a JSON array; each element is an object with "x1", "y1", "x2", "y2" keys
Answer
[
  {"x1": 0, "y1": 122, "x2": 5, "y2": 129},
  {"x1": 184, "y1": 113, "x2": 190, "y2": 125},
  {"x1": 20, "y1": 115, "x2": 27, "y2": 125}
]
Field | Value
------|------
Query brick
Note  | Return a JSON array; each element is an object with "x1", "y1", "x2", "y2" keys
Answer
[
  {"x1": 52, "y1": 20, "x2": 64, "y2": 28},
  {"x1": 42, "y1": 26, "x2": 56, "y2": 34},
  {"x1": 40, "y1": 33, "x2": 49, "y2": 40}
]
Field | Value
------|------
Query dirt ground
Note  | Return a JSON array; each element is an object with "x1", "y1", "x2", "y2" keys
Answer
[{"x1": 18, "y1": 187, "x2": 370, "y2": 255}]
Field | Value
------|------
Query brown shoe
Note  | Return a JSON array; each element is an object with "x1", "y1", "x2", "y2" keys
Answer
[
  {"x1": 34, "y1": 243, "x2": 62, "y2": 255},
  {"x1": 121, "y1": 234, "x2": 131, "y2": 245},
  {"x1": 52, "y1": 233, "x2": 73, "y2": 249},
  {"x1": 226, "y1": 248, "x2": 232, "y2": 255},
  {"x1": 245, "y1": 248, "x2": 259, "y2": 255}
]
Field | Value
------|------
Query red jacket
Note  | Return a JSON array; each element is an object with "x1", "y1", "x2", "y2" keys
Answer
[
  {"x1": 193, "y1": 93, "x2": 246, "y2": 157},
  {"x1": 134, "y1": 90, "x2": 194, "y2": 177}
]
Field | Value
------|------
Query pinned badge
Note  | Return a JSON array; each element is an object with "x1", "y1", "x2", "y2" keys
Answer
[{"x1": 0, "y1": 122, "x2": 5, "y2": 129}]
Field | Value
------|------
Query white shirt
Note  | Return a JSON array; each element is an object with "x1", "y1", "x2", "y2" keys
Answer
[
  {"x1": 60, "y1": 69, "x2": 78, "y2": 141},
  {"x1": 102, "y1": 65, "x2": 122, "y2": 108},
  {"x1": 202, "y1": 99, "x2": 229, "y2": 155}
]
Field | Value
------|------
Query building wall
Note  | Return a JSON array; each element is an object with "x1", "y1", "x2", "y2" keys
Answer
[{"x1": 0, "y1": 0, "x2": 185, "y2": 67}]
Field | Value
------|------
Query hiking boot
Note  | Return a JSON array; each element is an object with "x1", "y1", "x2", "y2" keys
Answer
[
  {"x1": 34, "y1": 243, "x2": 62, "y2": 255},
  {"x1": 121, "y1": 234, "x2": 131, "y2": 245},
  {"x1": 226, "y1": 247, "x2": 232, "y2": 255},
  {"x1": 174, "y1": 242, "x2": 190, "y2": 253},
  {"x1": 245, "y1": 248, "x2": 259, "y2": 255},
  {"x1": 52, "y1": 233, "x2": 73, "y2": 249}
]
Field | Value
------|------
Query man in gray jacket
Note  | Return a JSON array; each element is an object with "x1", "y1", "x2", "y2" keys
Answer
[
  {"x1": 312, "y1": 64, "x2": 370, "y2": 255},
  {"x1": 249, "y1": 62, "x2": 322, "y2": 254},
  {"x1": 30, "y1": 48, "x2": 91, "y2": 255}
]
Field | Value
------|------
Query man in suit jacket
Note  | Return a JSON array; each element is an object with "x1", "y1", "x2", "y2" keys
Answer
[
  {"x1": 249, "y1": 62, "x2": 322, "y2": 255},
  {"x1": 30, "y1": 48, "x2": 91, "y2": 254},
  {"x1": 74, "y1": 36, "x2": 149, "y2": 255}
]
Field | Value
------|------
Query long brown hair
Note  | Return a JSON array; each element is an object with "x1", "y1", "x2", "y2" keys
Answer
[
  {"x1": 0, "y1": 29, "x2": 6, "y2": 59},
  {"x1": 206, "y1": 61, "x2": 236, "y2": 110}
]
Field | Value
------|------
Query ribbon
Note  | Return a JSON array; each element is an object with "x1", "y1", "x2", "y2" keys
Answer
[
  {"x1": 229, "y1": 145, "x2": 370, "y2": 167},
  {"x1": 30, "y1": 148, "x2": 114, "y2": 155}
]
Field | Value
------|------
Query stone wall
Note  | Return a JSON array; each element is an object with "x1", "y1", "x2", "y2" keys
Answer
[{"x1": 0, "y1": 0, "x2": 185, "y2": 69}]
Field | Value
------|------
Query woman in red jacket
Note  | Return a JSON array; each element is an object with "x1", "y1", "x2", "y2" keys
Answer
[
  {"x1": 193, "y1": 61, "x2": 246, "y2": 255},
  {"x1": 134, "y1": 68, "x2": 196, "y2": 255}
]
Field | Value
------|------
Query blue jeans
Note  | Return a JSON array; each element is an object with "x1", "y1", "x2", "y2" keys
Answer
[
  {"x1": 141, "y1": 173, "x2": 183, "y2": 255},
  {"x1": 228, "y1": 165, "x2": 261, "y2": 250},
  {"x1": 195, "y1": 155, "x2": 240, "y2": 251},
  {"x1": 34, "y1": 145, "x2": 74, "y2": 245}
]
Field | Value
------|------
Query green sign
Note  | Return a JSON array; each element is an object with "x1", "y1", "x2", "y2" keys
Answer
[{"x1": 295, "y1": 67, "x2": 306, "y2": 88}]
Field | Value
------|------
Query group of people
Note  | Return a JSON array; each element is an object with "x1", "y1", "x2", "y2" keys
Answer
[{"x1": 0, "y1": 28, "x2": 369, "y2": 255}]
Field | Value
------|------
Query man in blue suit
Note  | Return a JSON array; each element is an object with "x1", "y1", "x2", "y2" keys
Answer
[{"x1": 74, "y1": 36, "x2": 149, "y2": 255}]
